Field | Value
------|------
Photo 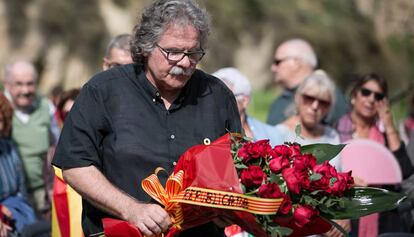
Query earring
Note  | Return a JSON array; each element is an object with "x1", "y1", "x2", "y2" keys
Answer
[{"x1": 351, "y1": 98, "x2": 355, "y2": 104}]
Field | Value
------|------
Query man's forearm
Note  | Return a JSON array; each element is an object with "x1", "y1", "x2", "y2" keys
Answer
[{"x1": 62, "y1": 165, "x2": 136, "y2": 220}]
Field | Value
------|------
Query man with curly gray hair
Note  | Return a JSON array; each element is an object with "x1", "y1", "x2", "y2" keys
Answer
[{"x1": 52, "y1": 0, "x2": 241, "y2": 237}]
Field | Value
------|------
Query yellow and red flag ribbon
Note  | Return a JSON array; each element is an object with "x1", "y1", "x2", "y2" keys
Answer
[
  {"x1": 141, "y1": 168, "x2": 185, "y2": 229},
  {"x1": 141, "y1": 168, "x2": 283, "y2": 227},
  {"x1": 52, "y1": 166, "x2": 84, "y2": 237}
]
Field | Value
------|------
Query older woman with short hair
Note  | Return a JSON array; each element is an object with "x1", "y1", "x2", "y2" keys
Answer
[{"x1": 275, "y1": 70, "x2": 340, "y2": 165}]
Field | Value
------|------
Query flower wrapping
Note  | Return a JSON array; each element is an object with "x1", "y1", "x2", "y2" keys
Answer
[{"x1": 103, "y1": 133, "x2": 407, "y2": 237}]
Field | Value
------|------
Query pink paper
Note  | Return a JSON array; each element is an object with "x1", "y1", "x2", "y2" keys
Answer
[{"x1": 340, "y1": 139, "x2": 402, "y2": 185}]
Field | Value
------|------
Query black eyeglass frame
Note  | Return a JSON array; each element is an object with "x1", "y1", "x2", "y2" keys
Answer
[
  {"x1": 156, "y1": 44, "x2": 205, "y2": 63},
  {"x1": 272, "y1": 57, "x2": 295, "y2": 66},
  {"x1": 359, "y1": 88, "x2": 385, "y2": 101}
]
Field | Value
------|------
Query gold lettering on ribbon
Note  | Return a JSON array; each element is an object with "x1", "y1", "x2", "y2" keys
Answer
[
  {"x1": 142, "y1": 168, "x2": 283, "y2": 227},
  {"x1": 171, "y1": 187, "x2": 282, "y2": 215}
]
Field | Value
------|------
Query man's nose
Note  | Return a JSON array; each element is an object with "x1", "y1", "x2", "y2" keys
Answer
[{"x1": 176, "y1": 55, "x2": 192, "y2": 67}]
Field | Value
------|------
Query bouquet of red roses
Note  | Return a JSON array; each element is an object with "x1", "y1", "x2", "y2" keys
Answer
[{"x1": 103, "y1": 133, "x2": 406, "y2": 237}]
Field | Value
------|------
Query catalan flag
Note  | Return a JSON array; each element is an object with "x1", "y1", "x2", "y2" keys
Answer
[{"x1": 51, "y1": 167, "x2": 83, "y2": 237}]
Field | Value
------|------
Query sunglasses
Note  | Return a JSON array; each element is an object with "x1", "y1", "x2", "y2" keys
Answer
[
  {"x1": 359, "y1": 88, "x2": 385, "y2": 101},
  {"x1": 301, "y1": 94, "x2": 331, "y2": 109}
]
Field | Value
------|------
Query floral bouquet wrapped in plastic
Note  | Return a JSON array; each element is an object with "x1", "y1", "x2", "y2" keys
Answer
[{"x1": 103, "y1": 133, "x2": 406, "y2": 237}]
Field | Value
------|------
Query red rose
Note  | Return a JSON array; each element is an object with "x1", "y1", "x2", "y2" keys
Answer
[
  {"x1": 293, "y1": 154, "x2": 317, "y2": 171},
  {"x1": 293, "y1": 205, "x2": 318, "y2": 227},
  {"x1": 289, "y1": 143, "x2": 301, "y2": 157},
  {"x1": 237, "y1": 146, "x2": 250, "y2": 161},
  {"x1": 273, "y1": 145, "x2": 292, "y2": 158},
  {"x1": 282, "y1": 167, "x2": 310, "y2": 194},
  {"x1": 313, "y1": 161, "x2": 337, "y2": 178},
  {"x1": 282, "y1": 167, "x2": 301, "y2": 194},
  {"x1": 251, "y1": 139, "x2": 272, "y2": 158},
  {"x1": 278, "y1": 193, "x2": 292, "y2": 215},
  {"x1": 238, "y1": 140, "x2": 272, "y2": 163},
  {"x1": 330, "y1": 171, "x2": 354, "y2": 196},
  {"x1": 310, "y1": 161, "x2": 338, "y2": 192},
  {"x1": 269, "y1": 156, "x2": 290, "y2": 174},
  {"x1": 258, "y1": 183, "x2": 283, "y2": 198},
  {"x1": 240, "y1": 165, "x2": 265, "y2": 188}
]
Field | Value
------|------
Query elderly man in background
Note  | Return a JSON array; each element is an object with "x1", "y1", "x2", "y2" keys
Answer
[
  {"x1": 267, "y1": 38, "x2": 348, "y2": 126},
  {"x1": 3, "y1": 60, "x2": 59, "y2": 215},
  {"x1": 102, "y1": 33, "x2": 134, "y2": 70},
  {"x1": 52, "y1": 0, "x2": 241, "y2": 236},
  {"x1": 213, "y1": 67, "x2": 282, "y2": 146}
]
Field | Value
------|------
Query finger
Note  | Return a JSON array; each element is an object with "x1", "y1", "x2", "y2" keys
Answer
[
  {"x1": 144, "y1": 219, "x2": 163, "y2": 236},
  {"x1": 150, "y1": 206, "x2": 171, "y2": 231},
  {"x1": 136, "y1": 222, "x2": 154, "y2": 237}
]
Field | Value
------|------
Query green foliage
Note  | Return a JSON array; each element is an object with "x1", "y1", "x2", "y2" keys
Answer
[
  {"x1": 301, "y1": 143, "x2": 346, "y2": 164},
  {"x1": 321, "y1": 187, "x2": 407, "y2": 220},
  {"x1": 247, "y1": 89, "x2": 276, "y2": 122}
]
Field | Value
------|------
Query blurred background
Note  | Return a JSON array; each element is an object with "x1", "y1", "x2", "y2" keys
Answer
[{"x1": 0, "y1": 0, "x2": 413, "y2": 121}]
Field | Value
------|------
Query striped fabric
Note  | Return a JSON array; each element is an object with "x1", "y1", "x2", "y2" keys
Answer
[
  {"x1": 0, "y1": 138, "x2": 25, "y2": 201},
  {"x1": 51, "y1": 167, "x2": 84, "y2": 237}
]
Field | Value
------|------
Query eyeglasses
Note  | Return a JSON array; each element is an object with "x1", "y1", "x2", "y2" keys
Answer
[
  {"x1": 272, "y1": 57, "x2": 294, "y2": 66},
  {"x1": 156, "y1": 44, "x2": 205, "y2": 63},
  {"x1": 359, "y1": 88, "x2": 385, "y2": 101},
  {"x1": 301, "y1": 94, "x2": 331, "y2": 110}
]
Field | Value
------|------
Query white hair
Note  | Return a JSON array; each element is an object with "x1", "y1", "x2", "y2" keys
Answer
[
  {"x1": 4, "y1": 60, "x2": 38, "y2": 82},
  {"x1": 212, "y1": 67, "x2": 251, "y2": 97},
  {"x1": 296, "y1": 69, "x2": 336, "y2": 105},
  {"x1": 280, "y1": 38, "x2": 317, "y2": 68}
]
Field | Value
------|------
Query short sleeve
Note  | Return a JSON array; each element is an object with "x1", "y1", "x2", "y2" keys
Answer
[{"x1": 52, "y1": 84, "x2": 109, "y2": 170}]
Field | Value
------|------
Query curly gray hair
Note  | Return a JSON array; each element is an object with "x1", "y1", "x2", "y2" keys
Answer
[{"x1": 130, "y1": 0, "x2": 210, "y2": 64}]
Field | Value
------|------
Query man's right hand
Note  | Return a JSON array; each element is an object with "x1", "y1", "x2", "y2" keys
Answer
[
  {"x1": 125, "y1": 203, "x2": 172, "y2": 237},
  {"x1": 63, "y1": 166, "x2": 173, "y2": 237}
]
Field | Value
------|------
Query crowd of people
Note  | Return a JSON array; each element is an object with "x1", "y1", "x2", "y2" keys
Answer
[{"x1": 1, "y1": 0, "x2": 414, "y2": 236}]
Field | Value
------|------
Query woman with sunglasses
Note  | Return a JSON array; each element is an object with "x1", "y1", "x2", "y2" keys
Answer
[
  {"x1": 336, "y1": 73, "x2": 414, "y2": 236},
  {"x1": 275, "y1": 70, "x2": 340, "y2": 158}
]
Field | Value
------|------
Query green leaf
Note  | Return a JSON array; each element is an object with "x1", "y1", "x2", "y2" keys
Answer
[
  {"x1": 320, "y1": 187, "x2": 407, "y2": 219},
  {"x1": 301, "y1": 143, "x2": 346, "y2": 164},
  {"x1": 235, "y1": 163, "x2": 248, "y2": 169},
  {"x1": 295, "y1": 124, "x2": 302, "y2": 137},
  {"x1": 310, "y1": 173, "x2": 322, "y2": 181},
  {"x1": 278, "y1": 226, "x2": 293, "y2": 236}
]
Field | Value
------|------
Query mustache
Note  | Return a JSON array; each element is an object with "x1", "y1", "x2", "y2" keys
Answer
[
  {"x1": 169, "y1": 66, "x2": 193, "y2": 76},
  {"x1": 16, "y1": 93, "x2": 34, "y2": 98}
]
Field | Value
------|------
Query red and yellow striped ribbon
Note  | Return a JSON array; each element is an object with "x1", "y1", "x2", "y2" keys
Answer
[
  {"x1": 141, "y1": 168, "x2": 185, "y2": 229},
  {"x1": 142, "y1": 168, "x2": 283, "y2": 226},
  {"x1": 170, "y1": 187, "x2": 282, "y2": 215}
]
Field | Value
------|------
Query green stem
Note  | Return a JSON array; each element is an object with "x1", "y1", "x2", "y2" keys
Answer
[{"x1": 245, "y1": 188, "x2": 259, "y2": 195}]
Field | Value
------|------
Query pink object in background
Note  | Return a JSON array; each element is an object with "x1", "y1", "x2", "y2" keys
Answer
[{"x1": 340, "y1": 139, "x2": 402, "y2": 185}]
